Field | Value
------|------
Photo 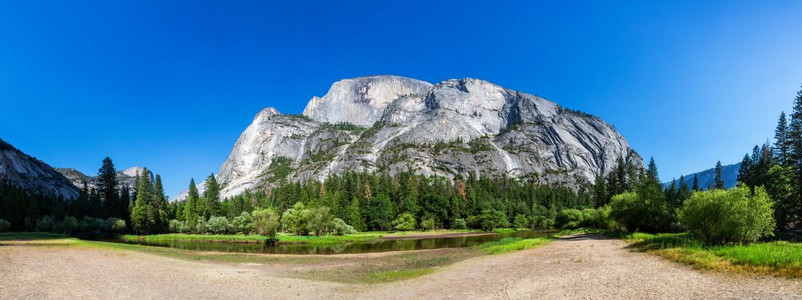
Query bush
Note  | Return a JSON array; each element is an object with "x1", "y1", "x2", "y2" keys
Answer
[
  {"x1": 0, "y1": 219, "x2": 10, "y2": 232},
  {"x1": 306, "y1": 206, "x2": 334, "y2": 236},
  {"x1": 232, "y1": 212, "x2": 253, "y2": 234},
  {"x1": 35, "y1": 216, "x2": 54, "y2": 232},
  {"x1": 609, "y1": 192, "x2": 673, "y2": 233},
  {"x1": 468, "y1": 209, "x2": 509, "y2": 231},
  {"x1": 330, "y1": 218, "x2": 356, "y2": 235},
  {"x1": 556, "y1": 209, "x2": 583, "y2": 229},
  {"x1": 420, "y1": 218, "x2": 435, "y2": 231},
  {"x1": 252, "y1": 208, "x2": 280, "y2": 239},
  {"x1": 531, "y1": 205, "x2": 556, "y2": 229},
  {"x1": 679, "y1": 186, "x2": 775, "y2": 245},
  {"x1": 282, "y1": 202, "x2": 310, "y2": 235},
  {"x1": 207, "y1": 216, "x2": 231, "y2": 234},
  {"x1": 62, "y1": 216, "x2": 78, "y2": 235},
  {"x1": 452, "y1": 218, "x2": 467, "y2": 230},
  {"x1": 196, "y1": 217, "x2": 208, "y2": 234},
  {"x1": 106, "y1": 218, "x2": 127, "y2": 234},
  {"x1": 392, "y1": 213, "x2": 417, "y2": 231},
  {"x1": 580, "y1": 206, "x2": 615, "y2": 230},
  {"x1": 512, "y1": 214, "x2": 530, "y2": 229},
  {"x1": 169, "y1": 220, "x2": 185, "y2": 233}
]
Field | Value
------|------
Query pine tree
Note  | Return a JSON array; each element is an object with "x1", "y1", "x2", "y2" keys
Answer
[
  {"x1": 677, "y1": 175, "x2": 691, "y2": 203},
  {"x1": 97, "y1": 157, "x2": 119, "y2": 219},
  {"x1": 202, "y1": 174, "x2": 220, "y2": 218},
  {"x1": 119, "y1": 184, "x2": 131, "y2": 222},
  {"x1": 153, "y1": 174, "x2": 169, "y2": 232},
  {"x1": 184, "y1": 179, "x2": 200, "y2": 227},
  {"x1": 692, "y1": 174, "x2": 700, "y2": 191},
  {"x1": 592, "y1": 173, "x2": 607, "y2": 207},
  {"x1": 774, "y1": 112, "x2": 790, "y2": 165},
  {"x1": 131, "y1": 169, "x2": 153, "y2": 233},
  {"x1": 714, "y1": 161, "x2": 725, "y2": 189},
  {"x1": 346, "y1": 197, "x2": 363, "y2": 231},
  {"x1": 738, "y1": 153, "x2": 753, "y2": 186},
  {"x1": 647, "y1": 157, "x2": 659, "y2": 182}
]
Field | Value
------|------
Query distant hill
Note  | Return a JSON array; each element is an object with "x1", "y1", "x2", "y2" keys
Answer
[
  {"x1": 0, "y1": 138, "x2": 80, "y2": 199},
  {"x1": 664, "y1": 162, "x2": 740, "y2": 190},
  {"x1": 55, "y1": 166, "x2": 151, "y2": 193}
]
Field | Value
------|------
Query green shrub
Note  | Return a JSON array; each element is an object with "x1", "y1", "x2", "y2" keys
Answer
[
  {"x1": 452, "y1": 218, "x2": 467, "y2": 230},
  {"x1": 306, "y1": 206, "x2": 334, "y2": 236},
  {"x1": 392, "y1": 213, "x2": 417, "y2": 231},
  {"x1": 232, "y1": 212, "x2": 253, "y2": 234},
  {"x1": 679, "y1": 185, "x2": 775, "y2": 245},
  {"x1": 330, "y1": 218, "x2": 356, "y2": 235},
  {"x1": 35, "y1": 216, "x2": 54, "y2": 232},
  {"x1": 580, "y1": 206, "x2": 615, "y2": 230},
  {"x1": 62, "y1": 216, "x2": 78, "y2": 234},
  {"x1": 282, "y1": 202, "x2": 310, "y2": 235},
  {"x1": 106, "y1": 218, "x2": 127, "y2": 234},
  {"x1": 468, "y1": 209, "x2": 509, "y2": 231},
  {"x1": 169, "y1": 220, "x2": 185, "y2": 233},
  {"x1": 252, "y1": 208, "x2": 280, "y2": 239},
  {"x1": 420, "y1": 218, "x2": 435, "y2": 231},
  {"x1": 195, "y1": 217, "x2": 208, "y2": 234},
  {"x1": 609, "y1": 191, "x2": 673, "y2": 233},
  {"x1": 0, "y1": 219, "x2": 10, "y2": 232},
  {"x1": 512, "y1": 214, "x2": 530, "y2": 229},
  {"x1": 556, "y1": 209, "x2": 583, "y2": 229},
  {"x1": 207, "y1": 216, "x2": 231, "y2": 234}
]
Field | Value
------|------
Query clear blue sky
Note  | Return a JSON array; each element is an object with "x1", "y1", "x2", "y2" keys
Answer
[{"x1": 1, "y1": 1, "x2": 801, "y2": 197}]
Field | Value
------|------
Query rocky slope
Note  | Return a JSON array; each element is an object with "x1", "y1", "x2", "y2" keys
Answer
[
  {"x1": 0, "y1": 138, "x2": 80, "y2": 199},
  {"x1": 56, "y1": 166, "x2": 151, "y2": 192},
  {"x1": 185, "y1": 76, "x2": 642, "y2": 200}
]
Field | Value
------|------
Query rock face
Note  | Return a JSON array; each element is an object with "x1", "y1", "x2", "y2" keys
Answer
[
  {"x1": 56, "y1": 166, "x2": 152, "y2": 192},
  {"x1": 303, "y1": 76, "x2": 433, "y2": 127},
  {"x1": 0, "y1": 138, "x2": 80, "y2": 200},
  {"x1": 184, "y1": 76, "x2": 642, "y2": 200}
]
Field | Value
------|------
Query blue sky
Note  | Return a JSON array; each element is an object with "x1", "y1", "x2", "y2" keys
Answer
[{"x1": 1, "y1": 1, "x2": 801, "y2": 197}]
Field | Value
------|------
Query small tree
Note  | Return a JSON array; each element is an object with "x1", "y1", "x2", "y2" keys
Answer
[
  {"x1": 232, "y1": 212, "x2": 253, "y2": 234},
  {"x1": 679, "y1": 185, "x2": 775, "y2": 245},
  {"x1": 512, "y1": 214, "x2": 530, "y2": 229},
  {"x1": 469, "y1": 209, "x2": 509, "y2": 231},
  {"x1": 306, "y1": 206, "x2": 333, "y2": 236},
  {"x1": 252, "y1": 208, "x2": 280, "y2": 240},
  {"x1": 207, "y1": 216, "x2": 231, "y2": 234},
  {"x1": 420, "y1": 218, "x2": 435, "y2": 231},
  {"x1": 392, "y1": 213, "x2": 417, "y2": 231},
  {"x1": 556, "y1": 209, "x2": 583, "y2": 229},
  {"x1": 452, "y1": 218, "x2": 467, "y2": 230},
  {"x1": 282, "y1": 202, "x2": 310, "y2": 235},
  {"x1": 0, "y1": 219, "x2": 10, "y2": 232},
  {"x1": 330, "y1": 218, "x2": 356, "y2": 236}
]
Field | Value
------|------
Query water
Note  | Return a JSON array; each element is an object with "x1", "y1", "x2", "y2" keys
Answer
[{"x1": 119, "y1": 230, "x2": 554, "y2": 255}]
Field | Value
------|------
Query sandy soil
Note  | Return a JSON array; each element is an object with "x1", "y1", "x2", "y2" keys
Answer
[{"x1": 2, "y1": 234, "x2": 801, "y2": 299}]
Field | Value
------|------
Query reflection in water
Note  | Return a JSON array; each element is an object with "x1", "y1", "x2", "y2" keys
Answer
[{"x1": 118, "y1": 230, "x2": 553, "y2": 255}]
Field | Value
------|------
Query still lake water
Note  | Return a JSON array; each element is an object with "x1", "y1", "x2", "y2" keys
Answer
[{"x1": 120, "y1": 230, "x2": 554, "y2": 255}]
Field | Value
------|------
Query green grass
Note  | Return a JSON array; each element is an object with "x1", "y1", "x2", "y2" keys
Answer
[
  {"x1": 622, "y1": 232, "x2": 802, "y2": 277},
  {"x1": 478, "y1": 237, "x2": 553, "y2": 254}
]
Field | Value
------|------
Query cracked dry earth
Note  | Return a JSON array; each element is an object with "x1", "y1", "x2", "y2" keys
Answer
[{"x1": 1, "y1": 235, "x2": 801, "y2": 299}]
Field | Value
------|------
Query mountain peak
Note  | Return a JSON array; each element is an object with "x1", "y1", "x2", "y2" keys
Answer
[{"x1": 302, "y1": 75, "x2": 433, "y2": 127}]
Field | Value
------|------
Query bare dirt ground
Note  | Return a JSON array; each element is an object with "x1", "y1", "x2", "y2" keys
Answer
[{"x1": 2, "y1": 234, "x2": 801, "y2": 299}]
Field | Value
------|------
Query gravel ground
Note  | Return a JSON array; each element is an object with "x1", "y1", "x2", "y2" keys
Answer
[{"x1": 1, "y1": 234, "x2": 801, "y2": 299}]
